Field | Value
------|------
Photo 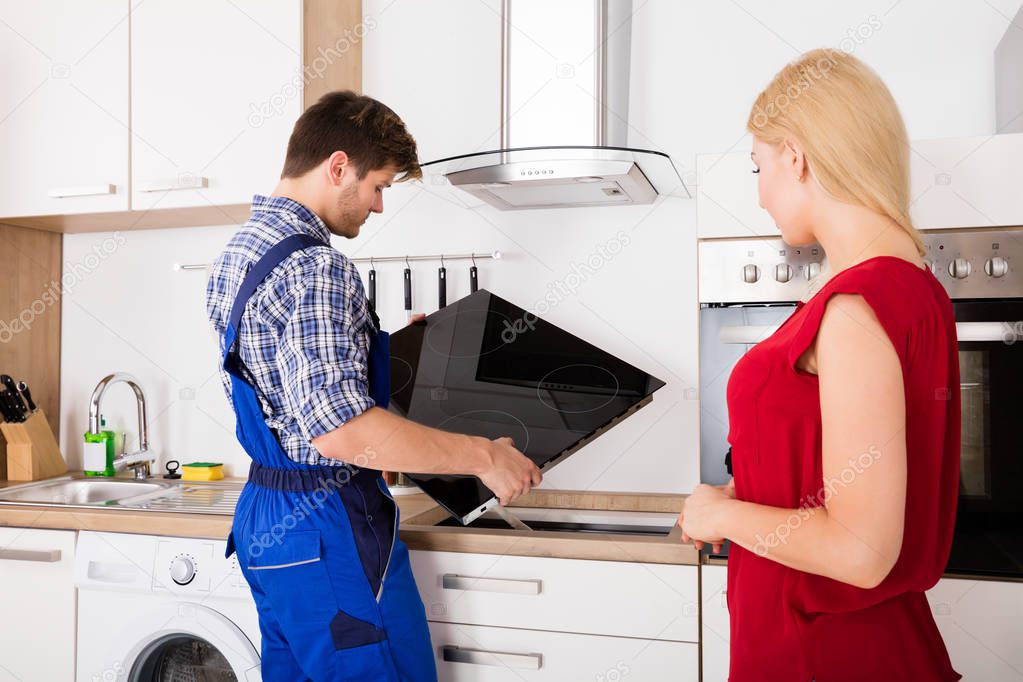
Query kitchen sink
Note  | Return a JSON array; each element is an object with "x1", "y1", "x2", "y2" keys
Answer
[
  {"x1": 0, "y1": 478, "x2": 168, "y2": 505},
  {"x1": 0, "y1": 476, "x2": 242, "y2": 514}
]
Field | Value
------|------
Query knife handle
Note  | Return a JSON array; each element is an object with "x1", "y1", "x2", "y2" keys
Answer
[
  {"x1": 0, "y1": 389, "x2": 21, "y2": 423},
  {"x1": 469, "y1": 265, "x2": 479, "y2": 293},
  {"x1": 368, "y1": 269, "x2": 377, "y2": 309},
  {"x1": 17, "y1": 381, "x2": 36, "y2": 412},
  {"x1": 0, "y1": 391, "x2": 12, "y2": 422}
]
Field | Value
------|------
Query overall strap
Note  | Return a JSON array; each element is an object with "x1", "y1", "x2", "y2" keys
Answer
[
  {"x1": 228, "y1": 233, "x2": 328, "y2": 333},
  {"x1": 223, "y1": 233, "x2": 328, "y2": 380}
]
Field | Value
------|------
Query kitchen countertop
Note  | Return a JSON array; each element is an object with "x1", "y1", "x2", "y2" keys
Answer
[{"x1": 0, "y1": 473, "x2": 698, "y2": 566}]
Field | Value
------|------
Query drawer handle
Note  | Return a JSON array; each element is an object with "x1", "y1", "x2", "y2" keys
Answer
[
  {"x1": 442, "y1": 573, "x2": 542, "y2": 595},
  {"x1": 442, "y1": 645, "x2": 543, "y2": 670},
  {"x1": 0, "y1": 548, "x2": 61, "y2": 563},
  {"x1": 47, "y1": 183, "x2": 116, "y2": 198},
  {"x1": 138, "y1": 175, "x2": 209, "y2": 192}
]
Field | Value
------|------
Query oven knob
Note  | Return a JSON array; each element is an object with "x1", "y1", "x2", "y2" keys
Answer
[
  {"x1": 984, "y1": 256, "x2": 1008, "y2": 278},
  {"x1": 774, "y1": 263, "x2": 793, "y2": 283},
  {"x1": 742, "y1": 264, "x2": 760, "y2": 283},
  {"x1": 924, "y1": 259, "x2": 936, "y2": 274},
  {"x1": 948, "y1": 258, "x2": 972, "y2": 279},
  {"x1": 807, "y1": 262, "x2": 822, "y2": 279},
  {"x1": 170, "y1": 556, "x2": 196, "y2": 586}
]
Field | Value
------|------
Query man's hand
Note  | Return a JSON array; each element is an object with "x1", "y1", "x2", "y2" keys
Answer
[
  {"x1": 407, "y1": 312, "x2": 426, "y2": 326},
  {"x1": 477, "y1": 437, "x2": 542, "y2": 506}
]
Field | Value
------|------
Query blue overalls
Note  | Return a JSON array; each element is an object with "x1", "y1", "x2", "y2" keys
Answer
[{"x1": 221, "y1": 233, "x2": 437, "y2": 681}]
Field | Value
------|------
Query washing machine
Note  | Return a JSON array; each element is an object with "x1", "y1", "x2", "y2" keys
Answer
[{"x1": 74, "y1": 531, "x2": 261, "y2": 681}]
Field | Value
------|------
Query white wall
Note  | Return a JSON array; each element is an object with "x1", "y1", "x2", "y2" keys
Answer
[{"x1": 60, "y1": 0, "x2": 1020, "y2": 490}]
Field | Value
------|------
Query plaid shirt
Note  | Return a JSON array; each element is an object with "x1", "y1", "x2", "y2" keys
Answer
[{"x1": 206, "y1": 195, "x2": 375, "y2": 467}]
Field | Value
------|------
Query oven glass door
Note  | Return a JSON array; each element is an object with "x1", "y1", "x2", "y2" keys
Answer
[{"x1": 947, "y1": 299, "x2": 1023, "y2": 578}]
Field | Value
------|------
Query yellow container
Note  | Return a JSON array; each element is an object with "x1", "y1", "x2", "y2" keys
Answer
[{"x1": 181, "y1": 462, "x2": 224, "y2": 481}]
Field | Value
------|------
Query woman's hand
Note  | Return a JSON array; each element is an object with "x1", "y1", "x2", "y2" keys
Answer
[{"x1": 677, "y1": 482, "x2": 734, "y2": 553}]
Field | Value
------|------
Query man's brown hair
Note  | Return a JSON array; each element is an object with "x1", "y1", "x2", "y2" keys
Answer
[{"x1": 281, "y1": 90, "x2": 421, "y2": 181}]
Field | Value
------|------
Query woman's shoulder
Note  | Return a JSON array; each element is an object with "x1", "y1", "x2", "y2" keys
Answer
[
  {"x1": 812, "y1": 256, "x2": 946, "y2": 321},
  {"x1": 794, "y1": 255, "x2": 954, "y2": 361}
]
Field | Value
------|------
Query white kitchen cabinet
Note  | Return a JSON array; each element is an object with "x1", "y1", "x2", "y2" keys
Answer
[
  {"x1": 0, "y1": 0, "x2": 129, "y2": 218},
  {"x1": 927, "y1": 577, "x2": 1023, "y2": 681},
  {"x1": 429, "y1": 621, "x2": 698, "y2": 682},
  {"x1": 700, "y1": 564, "x2": 730, "y2": 682},
  {"x1": 696, "y1": 152, "x2": 776, "y2": 239},
  {"x1": 697, "y1": 132, "x2": 1023, "y2": 238},
  {"x1": 411, "y1": 550, "x2": 699, "y2": 681},
  {"x1": 0, "y1": 527, "x2": 76, "y2": 682},
  {"x1": 698, "y1": 565, "x2": 1023, "y2": 682},
  {"x1": 362, "y1": 0, "x2": 501, "y2": 164},
  {"x1": 130, "y1": 0, "x2": 302, "y2": 211},
  {"x1": 908, "y1": 133, "x2": 1023, "y2": 230},
  {"x1": 411, "y1": 550, "x2": 699, "y2": 642}
]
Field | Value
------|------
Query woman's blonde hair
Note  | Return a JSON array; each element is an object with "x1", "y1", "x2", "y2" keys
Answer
[{"x1": 747, "y1": 48, "x2": 925, "y2": 256}]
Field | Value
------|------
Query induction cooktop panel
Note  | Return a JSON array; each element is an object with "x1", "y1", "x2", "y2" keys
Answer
[{"x1": 387, "y1": 289, "x2": 666, "y2": 524}]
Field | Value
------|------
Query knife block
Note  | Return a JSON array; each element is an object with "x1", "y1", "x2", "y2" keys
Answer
[{"x1": 0, "y1": 409, "x2": 66, "y2": 481}]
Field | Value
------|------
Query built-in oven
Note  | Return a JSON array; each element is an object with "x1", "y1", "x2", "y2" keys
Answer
[{"x1": 698, "y1": 228, "x2": 1023, "y2": 579}]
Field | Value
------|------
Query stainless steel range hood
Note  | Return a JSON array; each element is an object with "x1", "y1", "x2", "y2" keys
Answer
[{"x1": 421, "y1": 0, "x2": 688, "y2": 210}]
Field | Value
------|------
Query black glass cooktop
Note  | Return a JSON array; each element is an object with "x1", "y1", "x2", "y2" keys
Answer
[{"x1": 387, "y1": 289, "x2": 666, "y2": 524}]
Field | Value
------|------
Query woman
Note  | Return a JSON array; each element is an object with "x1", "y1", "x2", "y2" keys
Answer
[{"x1": 680, "y1": 49, "x2": 962, "y2": 681}]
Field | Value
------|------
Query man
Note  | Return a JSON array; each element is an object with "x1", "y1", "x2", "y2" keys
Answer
[{"x1": 206, "y1": 90, "x2": 541, "y2": 681}]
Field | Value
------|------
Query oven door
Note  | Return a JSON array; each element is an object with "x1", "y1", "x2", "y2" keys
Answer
[{"x1": 947, "y1": 299, "x2": 1023, "y2": 579}]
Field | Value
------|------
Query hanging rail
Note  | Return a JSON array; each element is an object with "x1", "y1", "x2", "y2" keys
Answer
[{"x1": 173, "y1": 250, "x2": 502, "y2": 271}]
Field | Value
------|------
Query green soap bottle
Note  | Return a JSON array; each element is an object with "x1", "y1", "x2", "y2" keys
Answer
[{"x1": 83, "y1": 416, "x2": 116, "y2": 477}]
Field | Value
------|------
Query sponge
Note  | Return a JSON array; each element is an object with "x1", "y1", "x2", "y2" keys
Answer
[{"x1": 181, "y1": 462, "x2": 224, "y2": 481}]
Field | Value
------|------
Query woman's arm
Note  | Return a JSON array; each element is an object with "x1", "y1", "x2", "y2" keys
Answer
[{"x1": 681, "y1": 294, "x2": 907, "y2": 589}]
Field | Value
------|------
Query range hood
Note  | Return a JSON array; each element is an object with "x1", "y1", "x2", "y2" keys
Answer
[{"x1": 421, "y1": 0, "x2": 688, "y2": 210}]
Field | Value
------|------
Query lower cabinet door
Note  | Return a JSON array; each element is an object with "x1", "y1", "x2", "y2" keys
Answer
[
  {"x1": 428, "y1": 621, "x2": 698, "y2": 682},
  {"x1": 926, "y1": 577, "x2": 1023, "y2": 681},
  {"x1": 0, "y1": 527, "x2": 76, "y2": 682},
  {"x1": 700, "y1": 564, "x2": 730, "y2": 682}
]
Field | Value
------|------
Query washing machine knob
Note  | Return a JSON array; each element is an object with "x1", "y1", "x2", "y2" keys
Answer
[{"x1": 170, "y1": 555, "x2": 196, "y2": 586}]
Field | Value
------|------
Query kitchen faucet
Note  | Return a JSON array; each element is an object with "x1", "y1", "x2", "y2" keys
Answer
[{"x1": 88, "y1": 372, "x2": 155, "y2": 480}]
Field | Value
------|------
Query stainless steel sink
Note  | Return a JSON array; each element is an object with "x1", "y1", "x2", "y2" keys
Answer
[
  {"x1": 0, "y1": 476, "x2": 242, "y2": 514},
  {"x1": 0, "y1": 478, "x2": 167, "y2": 505}
]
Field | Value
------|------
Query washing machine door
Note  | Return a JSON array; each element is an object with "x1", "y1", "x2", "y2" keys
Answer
[{"x1": 117, "y1": 602, "x2": 260, "y2": 681}]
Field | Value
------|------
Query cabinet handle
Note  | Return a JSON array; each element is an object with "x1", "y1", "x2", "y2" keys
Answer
[
  {"x1": 442, "y1": 645, "x2": 543, "y2": 670},
  {"x1": 138, "y1": 176, "x2": 209, "y2": 192},
  {"x1": 0, "y1": 548, "x2": 61, "y2": 563},
  {"x1": 47, "y1": 183, "x2": 116, "y2": 198},
  {"x1": 442, "y1": 573, "x2": 542, "y2": 595}
]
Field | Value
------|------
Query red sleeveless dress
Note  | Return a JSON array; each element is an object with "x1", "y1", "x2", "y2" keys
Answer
[{"x1": 725, "y1": 256, "x2": 962, "y2": 681}]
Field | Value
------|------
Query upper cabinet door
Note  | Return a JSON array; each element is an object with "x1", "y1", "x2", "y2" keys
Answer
[
  {"x1": 0, "y1": 0, "x2": 130, "y2": 217},
  {"x1": 130, "y1": 0, "x2": 302, "y2": 211},
  {"x1": 362, "y1": 0, "x2": 500, "y2": 164},
  {"x1": 698, "y1": 134, "x2": 1023, "y2": 239}
]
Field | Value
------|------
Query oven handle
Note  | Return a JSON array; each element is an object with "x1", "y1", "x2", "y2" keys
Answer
[{"x1": 719, "y1": 322, "x2": 1015, "y2": 345}]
